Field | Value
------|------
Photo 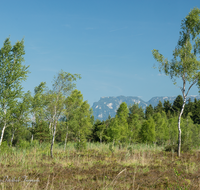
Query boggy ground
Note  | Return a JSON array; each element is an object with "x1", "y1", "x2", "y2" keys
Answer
[{"x1": 0, "y1": 143, "x2": 200, "y2": 189}]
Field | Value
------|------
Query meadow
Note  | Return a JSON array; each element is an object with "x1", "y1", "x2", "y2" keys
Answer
[{"x1": 0, "y1": 142, "x2": 200, "y2": 190}]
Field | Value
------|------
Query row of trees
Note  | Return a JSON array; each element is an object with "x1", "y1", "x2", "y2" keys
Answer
[
  {"x1": 92, "y1": 101, "x2": 200, "y2": 149},
  {"x1": 0, "y1": 37, "x2": 93, "y2": 158},
  {"x1": 1, "y1": 7, "x2": 200, "y2": 158}
]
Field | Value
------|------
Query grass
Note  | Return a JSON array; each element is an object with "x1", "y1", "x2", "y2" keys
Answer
[{"x1": 0, "y1": 142, "x2": 200, "y2": 189}]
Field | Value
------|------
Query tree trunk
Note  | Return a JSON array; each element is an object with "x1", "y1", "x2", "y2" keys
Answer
[
  {"x1": 177, "y1": 97, "x2": 186, "y2": 157},
  {"x1": 64, "y1": 125, "x2": 68, "y2": 152},
  {"x1": 31, "y1": 134, "x2": 33, "y2": 143},
  {"x1": 50, "y1": 121, "x2": 57, "y2": 158},
  {"x1": 0, "y1": 121, "x2": 7, "y2": 146},
  {"x1": 10, "y1": 129, "x2": 15, "y2": 147}
]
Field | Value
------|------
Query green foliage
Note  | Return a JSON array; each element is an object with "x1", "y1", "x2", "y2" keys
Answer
[
  {"x1": 139, "y1": 117, "x2": 155, "y2": 143},
  {"x1": 16, "y1": 139, "x2": 31, "y2": 150},
  {"x1": 0, "y1": 141, "x2": 10, "y2": 153},
  {"x1": 107, "y1": 116, "x2": 120, "y2": 142},
  {"x1": 172, "y1": 95, "x2": 183, "y2": 115},
  {"x1": 168, "y1": 117, "x2": 178, "y2": 145},
  {"x1": 92, "y1": 120, "x2": 107, "y2": 143},
  {"x1": 183, "y1": 98, "x2": 194, "y2": 118},
  {"x1": 154, "y1": 101, "x2": 164, "y2": 114},
  {"x1": 66, "y1": 90, "x2": 93, "y2": 144},
  {"x1": 191, "y1": 98, "x2": 200, "y2": 124},
  {"x1": 128, "y1": 113, "x2": 141, "y2": 143},
  {"x1": 128, "y1": 103, "x2": 144, "y2": 123},
  {"x1": 34, "y1": 121, "x2": 51, "y2": 143},
  {"x1": 74, "y1": 132, "x2": 87, "y2": 151},
  {"x1": 145, "y1": 104, "x2": 154, "y2": 119},
  {"x1": 0, "y1": 37, "x2": 29, "y2": 145},
  {"x1": 153, "y1": 112, "x2": 169, "y2": 145},
  {"x1": 163, "y1": 100, "x2": 172, "y2": 118},
  {"x1": 116, "y1": 102, "x2": 129, "y2": 143},
  {"x1": 152, "y1": 8, "x2": 200, "y2": 156}
]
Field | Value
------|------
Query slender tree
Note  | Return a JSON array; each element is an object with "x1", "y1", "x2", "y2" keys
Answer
[
  {"x1": 10, "y1": 91, "x2": 32, "y2": 146},
  {"x1": 154, "y1": 100, "x2": 164, "y2": 114},
  {"x1": 0, "y1": 37, "x2": 29, "y2": 146},
  {"x1": 31, "y1": 82, "x2": 47, "y2": 142},
  {"x1": 163, "y1": 100, "x2": 172, "y2": 118},
  {"x1": 152, "y1": 8, "x2": 200, "y2": 157},
  {"x1": 66, "y1": 90, "x2": 92, "y2": 150},
  {"x1": 47, "y1": 71, "x2": 80, "y2": 157},
  {"x1": 116, "y1": 102, "x2": 129, "y2": 143},
  {"x1": 145, "y1": 104, "x2": 154, "y2": 120}
]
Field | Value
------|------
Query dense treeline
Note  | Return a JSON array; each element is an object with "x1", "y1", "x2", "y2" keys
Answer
[{"x1": 90, "y1": 97, "x2": 200, "y2": 151}]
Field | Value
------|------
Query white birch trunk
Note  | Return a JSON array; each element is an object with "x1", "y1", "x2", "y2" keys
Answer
[
  {"x1": 0, "y1": 121, "x2": 7, "y2": 146},
  {"x1": 64, "y1": 125, "x2": 68, "y2": 152},
  {"x1": 50, "y1": 121, "x2": 57, "y2": 158},
  {"x1": 31, "y1": 134, "x2": 33, "y2": 143},
  {"x1": 50, "y1": 102, "x2": 58, "y2": 158},
  {"x1": 178, "y1": 97, "x2": 186, "y2": 157},
  {"x1": 10, "y1": 129, "x2": 15, "y2": 146}
]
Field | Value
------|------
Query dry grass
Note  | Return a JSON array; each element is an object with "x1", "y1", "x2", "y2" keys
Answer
[{"x1": 0, "y1": 142, "x2": 200, "y2": 189}]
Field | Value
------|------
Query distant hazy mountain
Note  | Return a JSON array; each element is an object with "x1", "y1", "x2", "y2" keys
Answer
[{"x1": 92, "y1": 95, "x2": 200, "y2": 121}]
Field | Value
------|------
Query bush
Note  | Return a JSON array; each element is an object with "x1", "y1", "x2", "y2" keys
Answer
[
  {"x1": 0, "y1": 141, "x2": 10, "y2": 153},
  {"x1": 74, "y1": 139, "x2": 86, "y2": 151},
  {"x1": 16, "y1": 139, "x2": 31, "y2": 150},
  {"x1": 164, "y1": 143, "x2": 192, "y2": 152}
]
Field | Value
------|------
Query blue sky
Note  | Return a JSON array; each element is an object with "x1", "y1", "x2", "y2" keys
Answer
[{"x1": 1, "y1": 0, "x2": 200, "y2": 105}]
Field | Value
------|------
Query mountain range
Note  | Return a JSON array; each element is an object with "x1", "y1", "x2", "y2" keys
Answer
[{"x1": 92, "y1": 95, "x2": 200, "y2": 121}]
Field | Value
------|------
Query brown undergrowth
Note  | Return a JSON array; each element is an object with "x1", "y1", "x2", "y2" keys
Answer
[{"x1": 0, "y1": 143, "x2": 200, "y2": 189}]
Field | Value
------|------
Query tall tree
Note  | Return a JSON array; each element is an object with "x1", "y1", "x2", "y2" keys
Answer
[
  {"x1": 152, "y1": 8, "x2": 200, "y2": 157},
  {"x1": 145, "y1": 104, "x2": 154, "y2": 120},
  {"x1": 65, "y1": 90, "x2": 92, "y2": 150},
  {"x1": 163, "y1": 100, "x2": 172, "y2": 118},
  {"x1": 116, "y1": 102, "x2": 129, "y2": 143},
  {"x1": 154, "y1": 100, "x2": 164, "y2": 114},
  {"x1": 139, "y1": 117, "x2": 155, "y2": 143},
  {"x1": 128, "y1": 103, "x2": 144, "y2": 124},
  {"x1": 191, "y1": 98, "x2": 200, "y2": 124},
  {"x1": 153, "y1": 111, "x2": 169, "y2": 145},
  {"x1": 183, "y1": 98, "x2": 194, "y2": 118},
  {"x1": 172, "y1": 95, "x2": 183, "y2": 115},
  {"x1": 128, "y1": 113, "x2": 141, "y2": 143},
  {"x1": 31, "y1": 82, "x2": 47, "y2": 142},
  {"x1": 9, "y1": 91, "x2": 32, "y2": 146},
  {"x1": 0, "y1": 37, "x2": 29, "y2": 146},
  {"x1": 47, "y1": 71, "x2": 80, "y2": 158}
]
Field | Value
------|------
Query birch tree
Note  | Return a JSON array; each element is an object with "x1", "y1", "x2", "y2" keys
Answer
[
  {"x1": 10, "y1": 91, "x2": 32, "y2": 146},
  {"x1": 47, "y1": 71, "x2": 80, "y2": 158},
  {"x1": 152, "y1": 8, "x2": 200, "y2": 157},
  {"x1": 0, "y1": 37, "x2": 29, "y2": 146}
]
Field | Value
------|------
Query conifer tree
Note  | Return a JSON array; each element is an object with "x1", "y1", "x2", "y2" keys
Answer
[
  {"x1": 163, "y1": 100, "x2": 172, "y2": 118},
  {"x1": 145, "y1": 104, "x2": 154, "y2": 120},
  {"x1": 128, "y1": 103, "x2": 144, "y2": 124},
  {"x1": 191, "y1": 98, "x2": 200, "y2": 124},
  {"x1": 172, "y1": 95, "x2": 183, "y2": 115},
  {"x1": 154, "y1": 100, "x2": 164, "y2": 114}
]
